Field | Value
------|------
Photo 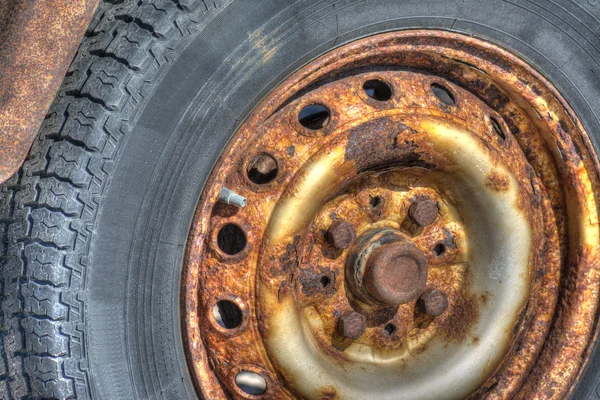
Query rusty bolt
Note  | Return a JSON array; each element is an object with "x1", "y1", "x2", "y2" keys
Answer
[
  {"x1": 418, "y1": 288, "x2": 449, "y2": 316},
  {"x1": 408, "y1": 198, "x2": 438, "y2": 227},
  {"x1": 325, "y1": 220, "x2": 356, "y2": 249},
  {"x1": 336, "y1": 310, "x2": 366, "y2": 340}
]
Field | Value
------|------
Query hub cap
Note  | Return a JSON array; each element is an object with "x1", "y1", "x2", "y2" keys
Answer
[{"x1": 182, "y1": 31, "x2": 600, "y2": 399}]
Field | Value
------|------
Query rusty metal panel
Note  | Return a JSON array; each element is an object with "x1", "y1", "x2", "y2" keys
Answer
[{"x1": 0, "y1": 0, "x2": 98, "y2": 183}]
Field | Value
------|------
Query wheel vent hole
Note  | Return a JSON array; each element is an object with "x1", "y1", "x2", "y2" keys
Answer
[
  {"x1": 363, "y1": 79, "x2": 393, "y2": 101},
  {"x1": 212, "y1": 300, "x2": 243, "y2": 329},
  {"x1": 490, "y1": 117, "x2": 506, "y2": 140},
  {"x1": 298, "y1": 104, "x2": 330, "y2": 130},
  {"x1": 320, "y1": 276, "x2": 331, "y2": 288},
  {"x1": 384, "y1": 323, "x2": 396, "y2": 336},
  {"x1": 370, "y1": 196, "x2": 383, "y2": 209},
  {"x1": 247, "y1": 153, "x2": 278, "y2": 184},
  {"x1": 217, "y1": 224, "x2": 247, "y2": 255},
  {"x1": 431, "y1": 83, "x2": 455, "y2": 106},
  {"x1": 433, "y1": 243, "x2": 446, "y2": 256},
  {"x1": 235, "y1": 371, "x2": 267, "y2": 395}
]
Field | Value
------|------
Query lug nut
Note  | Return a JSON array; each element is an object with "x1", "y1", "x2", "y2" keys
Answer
[
  {"x1": 336, "y1": 310, "x2": 366, "y2": 340},
  {"x1": 408, "y1": 198, "x2": 438, "y2": 227},
  {"x1": 418, "y1": 288, "x2": 448, "y2": 316},
  {"x1": 325, "y1": 220, "x2": 356, "y2": 249}
]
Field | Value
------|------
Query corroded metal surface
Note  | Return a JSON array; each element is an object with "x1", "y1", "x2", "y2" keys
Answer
[
  {"x1": 409, "y1": 198, "x2": 438, "y2": 227},
  {"x1": 182, "y1": 31, "x2": 600, "y2": 399},
  {"x1": 256, "y1": 84, "x2": 537, "y2": 398},
  {"x1": 0, "y1": 0, "x2": 98, "y2": 183},
  {"x1": 336, "y1": 310, "x2": 367, "y2": 340},
  {"x1": 325, "y1": 220, "x2": 356, "y2": 249}
]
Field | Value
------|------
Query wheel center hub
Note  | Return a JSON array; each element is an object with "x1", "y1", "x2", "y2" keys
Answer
[{"x1": 348, "y1": 228, "x2": 428, "y2": 306}]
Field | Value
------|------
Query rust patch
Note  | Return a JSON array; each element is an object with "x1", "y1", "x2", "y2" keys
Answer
[
  {"x1": 345, "y1": 118, "x2": 435, "y2": 173},
  {"x1": 319, "y1": 387, "x2": 338, "y2": 400},
  {"x1": 485, "y1": 170, "x2": 510, "y2": 191},
  {"x1": 480, "y1": 291, "x2": 491, "y2": 307},
  {"x1": 275, "y1": 235, "x2": 301, "y2": 276},
  {"x1": 299, "y1": 265, "x2": 336, "y2": 297},
  {"x1": 437, "y1": 289, "x2": 479, "y2": 343},
  {"x1": 442, "y1": 228, "x2": 457, "y2": 250}
]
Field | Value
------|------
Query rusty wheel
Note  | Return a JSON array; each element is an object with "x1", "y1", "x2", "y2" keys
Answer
[
  {"x1": 4, "y1": 2, "x2": 600, "y2": 400},
  {"x1": 183, "y1": 32, "x2": 600, "y2": 399}
]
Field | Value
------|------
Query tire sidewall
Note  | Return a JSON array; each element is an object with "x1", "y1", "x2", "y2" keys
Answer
[{"x1": 86, "y1": 0, "x2": 600, "y2": 398}]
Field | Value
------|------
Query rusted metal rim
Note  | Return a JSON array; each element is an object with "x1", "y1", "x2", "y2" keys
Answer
[{"x1": 182, "y1": 31, "x2": 600, "y2": 399}]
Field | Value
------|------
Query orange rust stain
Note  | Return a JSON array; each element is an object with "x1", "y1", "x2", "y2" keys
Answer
[
  {"x1": 320, "y1": 387, "x2": 338, "y2": 400},
  {"x1": 485, "y1": 170, "x2": 510, "y2": 191},
  {"x1": 437, "y1": 289, "x2": 480, "y2": 344},
  {"x1": 480, "y1": 291, "x2": 491, "y2": 307}
]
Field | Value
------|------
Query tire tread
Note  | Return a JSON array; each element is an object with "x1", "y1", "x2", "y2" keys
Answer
[{"x1": 0, "y1": 0, "x2": 226, "y2": 398}]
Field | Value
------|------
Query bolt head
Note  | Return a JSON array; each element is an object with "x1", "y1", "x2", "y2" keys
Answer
[
  {"x1": 336, "y1": 310, "x2": 366, "y2": 340},
  {"x1": 325, "y1": 220, "x2": 356, "y2": 249},
  {"x1": 418, "y1": 288, "x2": 449, "y2": 316},
  {"x1": 408, "y1": 199, "x2": 438, "y2": 227}
]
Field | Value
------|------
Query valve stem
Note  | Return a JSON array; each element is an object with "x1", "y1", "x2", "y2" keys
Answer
[{"x1": 218, "y1": 187, "x2": 247, "y2": 208}]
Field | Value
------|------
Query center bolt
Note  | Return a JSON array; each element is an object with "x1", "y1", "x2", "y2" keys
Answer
[
  {"x1": 347, "y1": 228, "x2": 429, "y2": 307},
  {"x1": 362, "y1": 241, "x2": 428, "y2": 306}
]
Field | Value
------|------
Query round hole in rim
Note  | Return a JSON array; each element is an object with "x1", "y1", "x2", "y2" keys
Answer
[
  {"x1": 247, "y1": 153, "x2": 278, "y2": 184},
  {"x1": 319, "y1": 276, "x2": 331, "y2": 288},
  {"x1": 212, "y1": 299, "x2": 243, "y2": 329},
  {"x1": 235, "y1": 371, "x2": 267, "y2": 395},
  {"x1": 384, "y1": 323, "x2": 396, "y2": 336},
  {"x1": 363, "y1": 79, "x2": 393, "y2": 101},
  {"x1": 217, "y1": 224, "x2": 247, "y2": 255},
  {"x1": 433, "y1": 243, "x2": 446, "y2": 256},
  {"x1": 298, "y1": 104, "x2": 330, "y2": 130},
  {"x1": 369, "y1": 195, "x2": 383, "y2": 209},
  {"x1": 431, "y1": 83, "x2": 455, "y2": 106},
  {"x1": 490, "y1": 116, "x2": 507, "y2": 140}
]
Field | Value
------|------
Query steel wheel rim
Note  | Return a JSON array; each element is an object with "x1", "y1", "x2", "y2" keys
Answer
[{"x1": 182, "y1": 31, "x2": 600, "y2": 399}]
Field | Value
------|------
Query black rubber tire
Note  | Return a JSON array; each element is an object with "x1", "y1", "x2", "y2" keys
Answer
[{"x1": 1, "y1": 0, "x2": 599, "y2": 399}]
